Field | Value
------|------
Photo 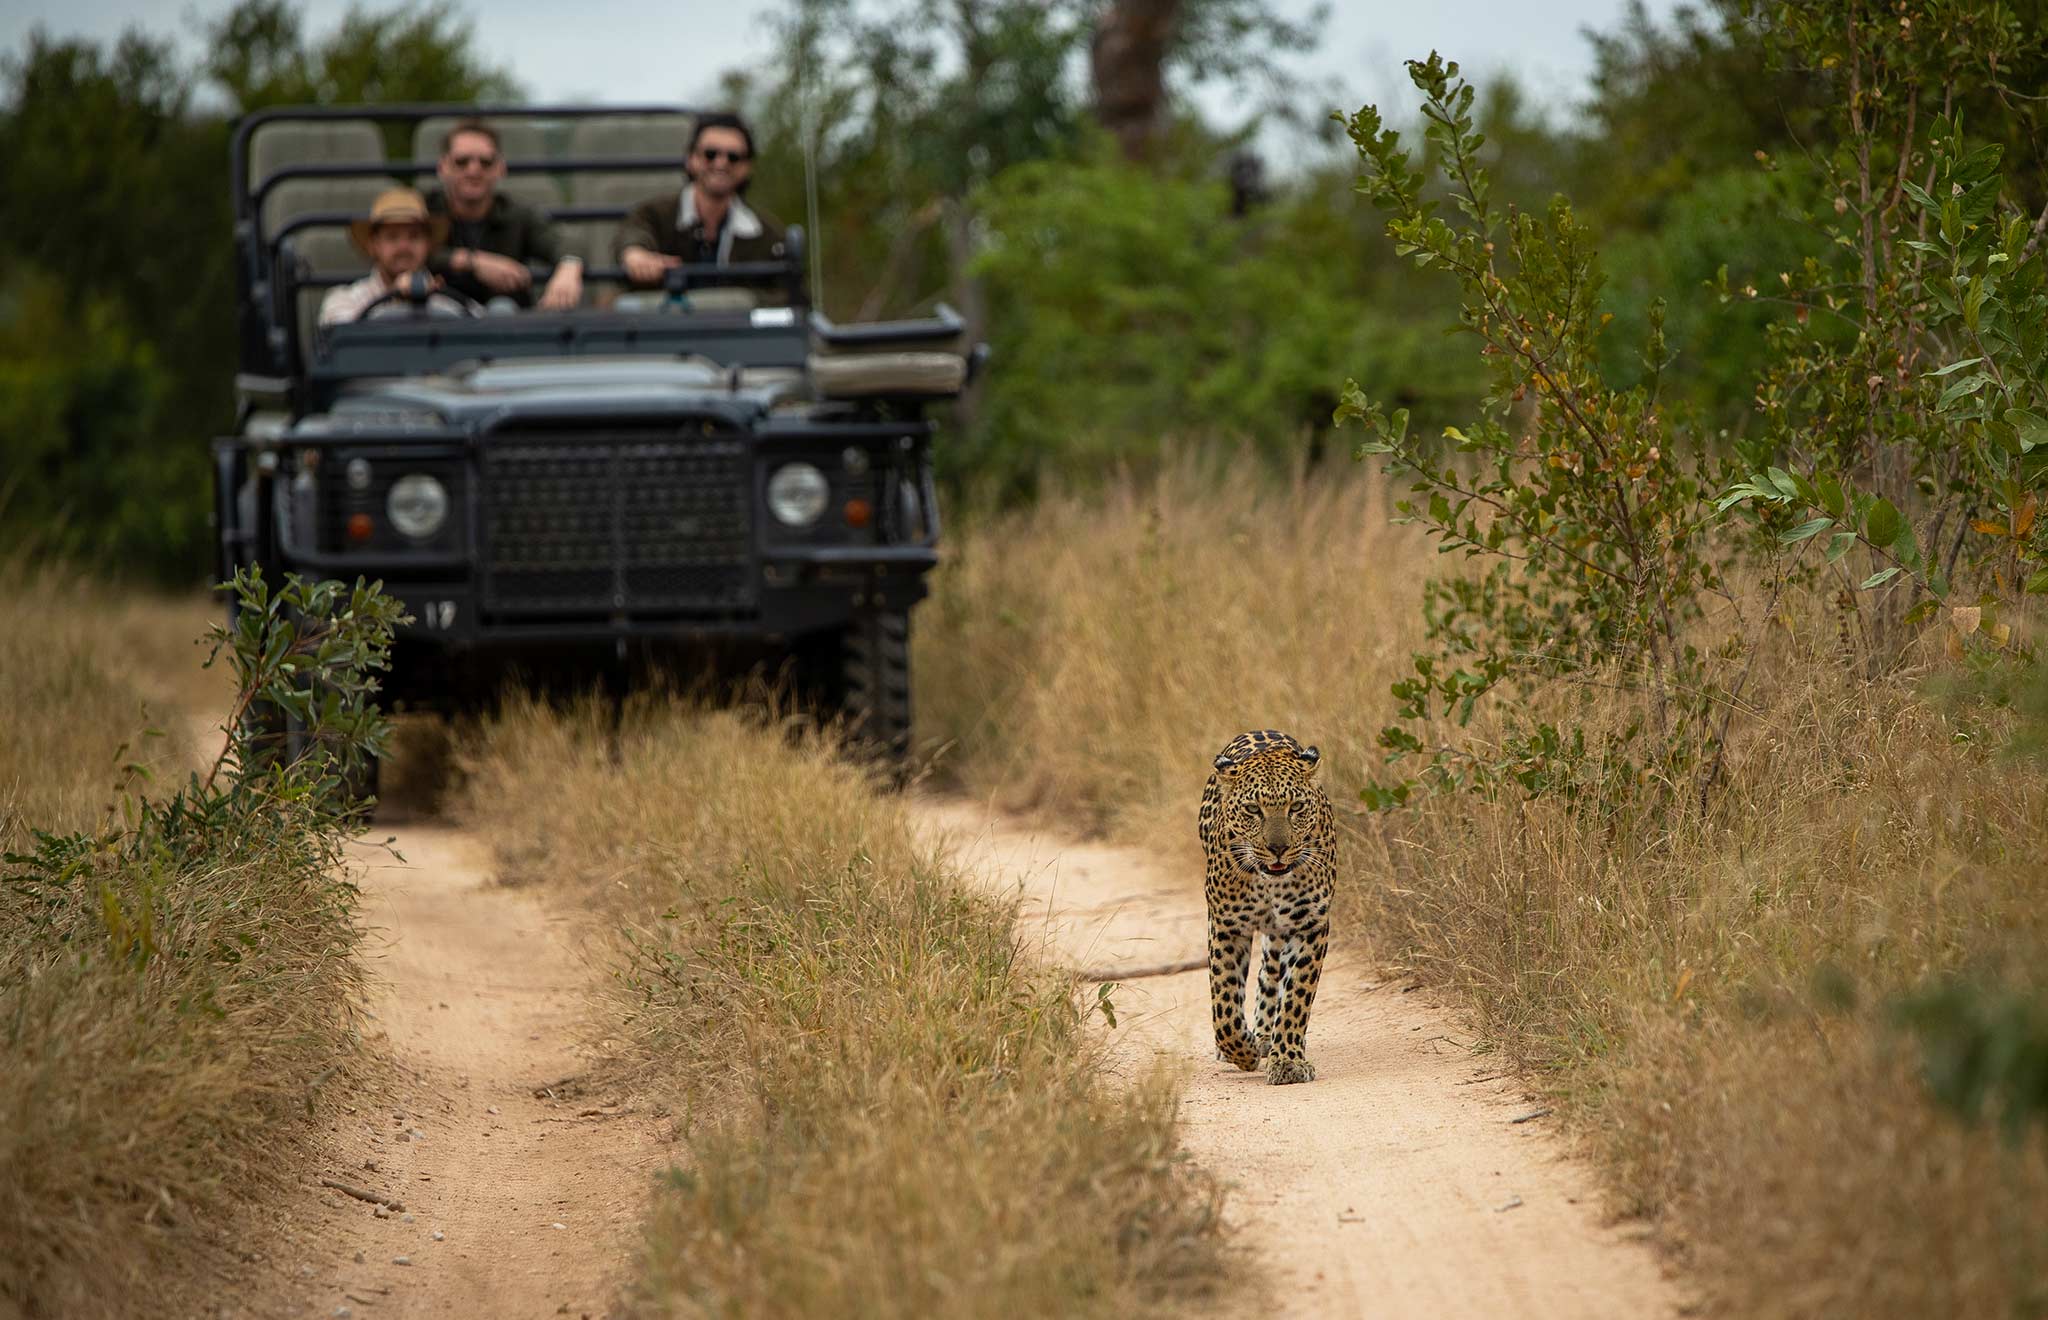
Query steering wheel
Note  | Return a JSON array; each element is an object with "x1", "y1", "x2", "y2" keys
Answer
[{"x1": 352, "y1": 269, "x2": 484, "y2": 322}]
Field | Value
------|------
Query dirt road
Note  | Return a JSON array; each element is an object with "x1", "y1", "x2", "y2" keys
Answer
[
  {"x1": 246, "y1": 824, "x2": 668, "y2": 1319},
  {"x1": 923, "y1": 800, "x2": 1684, "y2": 1320},
  {"x1": 236, "y1": 793, "x2": 1677, "y2": 1318}
]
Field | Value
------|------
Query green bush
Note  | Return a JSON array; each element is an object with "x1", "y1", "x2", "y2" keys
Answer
[
  {"x1": 966, "y1": 142, "x2": 1480, "y2": 497},
  {"x1": 0, "y1": 270, "x2": 210, "y2": 574}
]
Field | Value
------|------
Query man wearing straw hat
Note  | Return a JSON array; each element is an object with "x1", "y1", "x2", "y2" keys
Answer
[{"x1": 318, "y1": 187, "x2": 465, "y2": 326}]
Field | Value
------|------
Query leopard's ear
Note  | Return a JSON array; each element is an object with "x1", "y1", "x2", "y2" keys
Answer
[
  {"x1": 1212, "y1": 751, "x2": 1242, "y2": 779},
  {"x1": 1298, "y1": 745, "x2": 1321, "y2": 775}
]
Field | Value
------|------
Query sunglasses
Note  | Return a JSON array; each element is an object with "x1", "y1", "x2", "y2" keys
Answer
[
  {"x1": 448, "y1": 153, "x2": 498, "y2": 169},
  {"x1": 696, "y1": 147, "x2": 751, "y2": 164}
]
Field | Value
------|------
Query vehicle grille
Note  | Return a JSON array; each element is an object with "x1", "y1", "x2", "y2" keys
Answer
[{"x1": 480, "y1": 432, "x2": 754, "y2": 617}]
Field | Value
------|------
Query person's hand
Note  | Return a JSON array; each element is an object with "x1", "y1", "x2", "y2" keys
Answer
[
  {"x1": 539, "y1": 261, "x2": 583, "y2": 310},
  {"x1": 466, "y1": 249, "x2": 533, "y2": 294},
  {"x1": 621, "y1": 246, "x2": 681, "y2": 286}
]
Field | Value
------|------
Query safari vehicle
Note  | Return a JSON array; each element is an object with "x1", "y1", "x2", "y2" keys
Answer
[{"x1": 215, "y1": 104, "x2": 976, "y2": 780}]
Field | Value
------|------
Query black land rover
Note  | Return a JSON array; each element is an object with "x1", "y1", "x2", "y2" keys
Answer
[{"x1": 215, "y1": 104, "x2": 976, "y2": 777}]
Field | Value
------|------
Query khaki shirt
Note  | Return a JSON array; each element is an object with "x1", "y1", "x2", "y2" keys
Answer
[{"x1": 318, "y1": 271, "x2": 466, "y2": 326}]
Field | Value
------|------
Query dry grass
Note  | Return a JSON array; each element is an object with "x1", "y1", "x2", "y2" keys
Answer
[
  {"x1": 916, "y1": 455, "x2": 2048, "y2": 1318},
  {"x1": 919, "y1": 451, "x2": 1424, "y2": 857},
  {"x1": 453, "y1": 695, "x2": 1228, "y2": 1318},
  {"x1": 0, "y1": 567, "x2": 363, "y2": 1319}
]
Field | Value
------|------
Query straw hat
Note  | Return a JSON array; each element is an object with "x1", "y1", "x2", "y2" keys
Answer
[{"x1": 349, "y1": 187, "x2": 450, "y2": 254}]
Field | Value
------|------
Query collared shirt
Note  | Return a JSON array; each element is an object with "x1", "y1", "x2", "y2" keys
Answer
[
  {"x1": 318, "y1": 270, "x2": 465, "y2": 326},
  {"x1": 672, "y1": 188, "x2": 765, "y2": 264},
  {"x1": 424, "y1": 187, "x2": 572, "y2": 307}
]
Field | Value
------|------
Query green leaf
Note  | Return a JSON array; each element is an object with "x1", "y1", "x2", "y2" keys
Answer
[
  {"x1": 2026, "y1": 568, "x2": 2048, "y2": 595},
  {"x1": 1937, "y1": 373, "x2": 1994, "y2": 409},
  {"x1": 1894, "y1": 526, "x2": 1923, "y2": 573},
  {"x1": 1865, "y1": 498, "x2": 1903, "y2": 548},
  {"x1": 1926, "y1": 356, "x2": 1986, "y2": 377},
  {"x1": 1332, "y1": 380, "x2": 1369, "y2": 426},
  {"x1": 2003, "y1": 409, "x2": 2048, "y2": 452},
  {"x1": 1860, "y1": 566, "x2": 1903, "y2": 590},
  {"x1": 1826, "y1": 531, "x2": 1856, "y2": 563},
  {"x1": 1816, "y1": 474, "x2": 1846, "y2": 519},
  {"x1": 1780, "y1": 516, "x2": 1833, "y2": 544},
  {"x1": 1766, "y1": 467, "x2": 1801, "y2": 500},
  {"x1": 1714, "y1": 483, "x2": 1764, "y2": 512}
]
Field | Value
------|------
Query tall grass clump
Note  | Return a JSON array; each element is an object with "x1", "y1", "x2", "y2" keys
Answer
[
  {"x1": 454, "y1": 697, "x2": 1226, "y2": 1318},
  {"x1": 1382, "y1": 658, "x2": 2048, "y2": 1317},
  {"x1": 1, "y1": 567, "x2": 400, "y2": 1317}
]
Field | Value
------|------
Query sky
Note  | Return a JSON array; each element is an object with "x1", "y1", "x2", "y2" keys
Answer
[{"x1": 2, "y1": 0, "x2": 1694, "y2": 132}]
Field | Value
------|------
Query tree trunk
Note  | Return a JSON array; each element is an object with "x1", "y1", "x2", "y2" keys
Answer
[{"x1": 1091, "y1": 0, "x2": 1180, "y2": 163}]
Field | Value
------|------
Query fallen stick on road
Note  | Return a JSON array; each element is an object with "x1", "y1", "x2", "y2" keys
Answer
[
  {"x1": 1077, "y1": 956, "x2": 1207, "y2": 982},
  {"x1": 319, "y1": 1177, "x2": 404, "y2": 1212}
]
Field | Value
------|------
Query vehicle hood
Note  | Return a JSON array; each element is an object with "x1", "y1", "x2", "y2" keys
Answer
[{"x1": 295, "y1": 356, "x2": 803, "y2": 434}]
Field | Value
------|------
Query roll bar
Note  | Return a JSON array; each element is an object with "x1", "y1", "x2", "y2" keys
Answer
[{"x1": 229, "y1": 102, "x2": 700, "y2": 229}]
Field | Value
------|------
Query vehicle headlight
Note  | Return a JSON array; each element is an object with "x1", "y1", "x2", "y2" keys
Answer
[
  {"x1": 766, "y1": 462, "x2": 830, "y2": 527},
  {"x1": 387, "y1": 473, "x2": 450, "y2": 539}
]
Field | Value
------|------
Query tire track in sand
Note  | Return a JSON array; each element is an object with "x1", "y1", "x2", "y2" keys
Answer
[
  {"x1": 920, "y1": 799, "x2": 1684, "y2": 1320},
  {"x1": 241, "y1": 823, "x2": 668, "y2": 1320}
]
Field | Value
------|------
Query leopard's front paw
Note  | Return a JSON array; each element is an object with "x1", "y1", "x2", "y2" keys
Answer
[
  {"x1": 1215, "y1": 1037, "x2": 1260, "y2": 1071},
  {"x1": 1266, "y1": 1056, "x2": 1317, "y2": 1085}
]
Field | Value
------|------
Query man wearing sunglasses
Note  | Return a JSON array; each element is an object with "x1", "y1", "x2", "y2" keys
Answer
[
  {"x1": 616, "y1": 112, "x2": 788, "y2": 290},
  {"x1": 425, "y1": 119, "x2": 583, "y2": 310}
]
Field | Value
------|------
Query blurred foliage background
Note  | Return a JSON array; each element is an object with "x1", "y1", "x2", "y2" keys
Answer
[{"x1": 5, "y1": 0, "x2": 2045, "y2": 579}]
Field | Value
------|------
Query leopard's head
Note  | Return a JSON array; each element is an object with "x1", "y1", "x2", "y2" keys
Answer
[{"x1": 1212, "y1": 740, "x2": 1322, "y2": 877}]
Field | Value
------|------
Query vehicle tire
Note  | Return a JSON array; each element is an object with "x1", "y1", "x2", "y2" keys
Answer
[{"x1": 839, "y1": 608, "x2": 913, "y2": 776}]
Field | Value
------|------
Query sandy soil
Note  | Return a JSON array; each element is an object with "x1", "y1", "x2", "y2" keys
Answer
[
  {"x1": 921, "y1": 799, "x2": 1686, "y2": 1320},
  {"x1": 240, "y1": 823, "x2": 669, "y2": 1320},
  {"x1": 224, "y1": 785, "x2": 1678, "y2": 1319}
]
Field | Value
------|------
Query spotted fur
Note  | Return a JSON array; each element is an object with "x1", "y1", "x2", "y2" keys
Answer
[{"x1": 1197, "y1": 730, "x2": 1335, "y2": 1085}]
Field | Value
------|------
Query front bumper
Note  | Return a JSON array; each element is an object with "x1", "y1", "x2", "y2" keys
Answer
[{"x1": 218, "y1": 419, "x2": 939, "y2": 645}]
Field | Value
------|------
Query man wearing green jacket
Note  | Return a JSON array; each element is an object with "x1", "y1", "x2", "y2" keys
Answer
[
  {"x1": 616, "y1": 112, "x2": 789, "y2": 291},
  {"x1": 426, "y1": 119, "x2": 582, "y2": 310}
]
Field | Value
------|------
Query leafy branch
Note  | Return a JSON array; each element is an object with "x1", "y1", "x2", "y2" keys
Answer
[{"x1": 1337, "y1": 54, "x2": 1732, "y2": 812}]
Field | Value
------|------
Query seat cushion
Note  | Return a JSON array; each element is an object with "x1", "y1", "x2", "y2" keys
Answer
[{"x1": 248, "y1": 120, "x2": 389, "y2": 237}]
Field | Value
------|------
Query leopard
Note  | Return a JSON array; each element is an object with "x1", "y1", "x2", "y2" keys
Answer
[{"x1": 1197, "y1": 729, "x2": 1336, "y2": 1086}]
